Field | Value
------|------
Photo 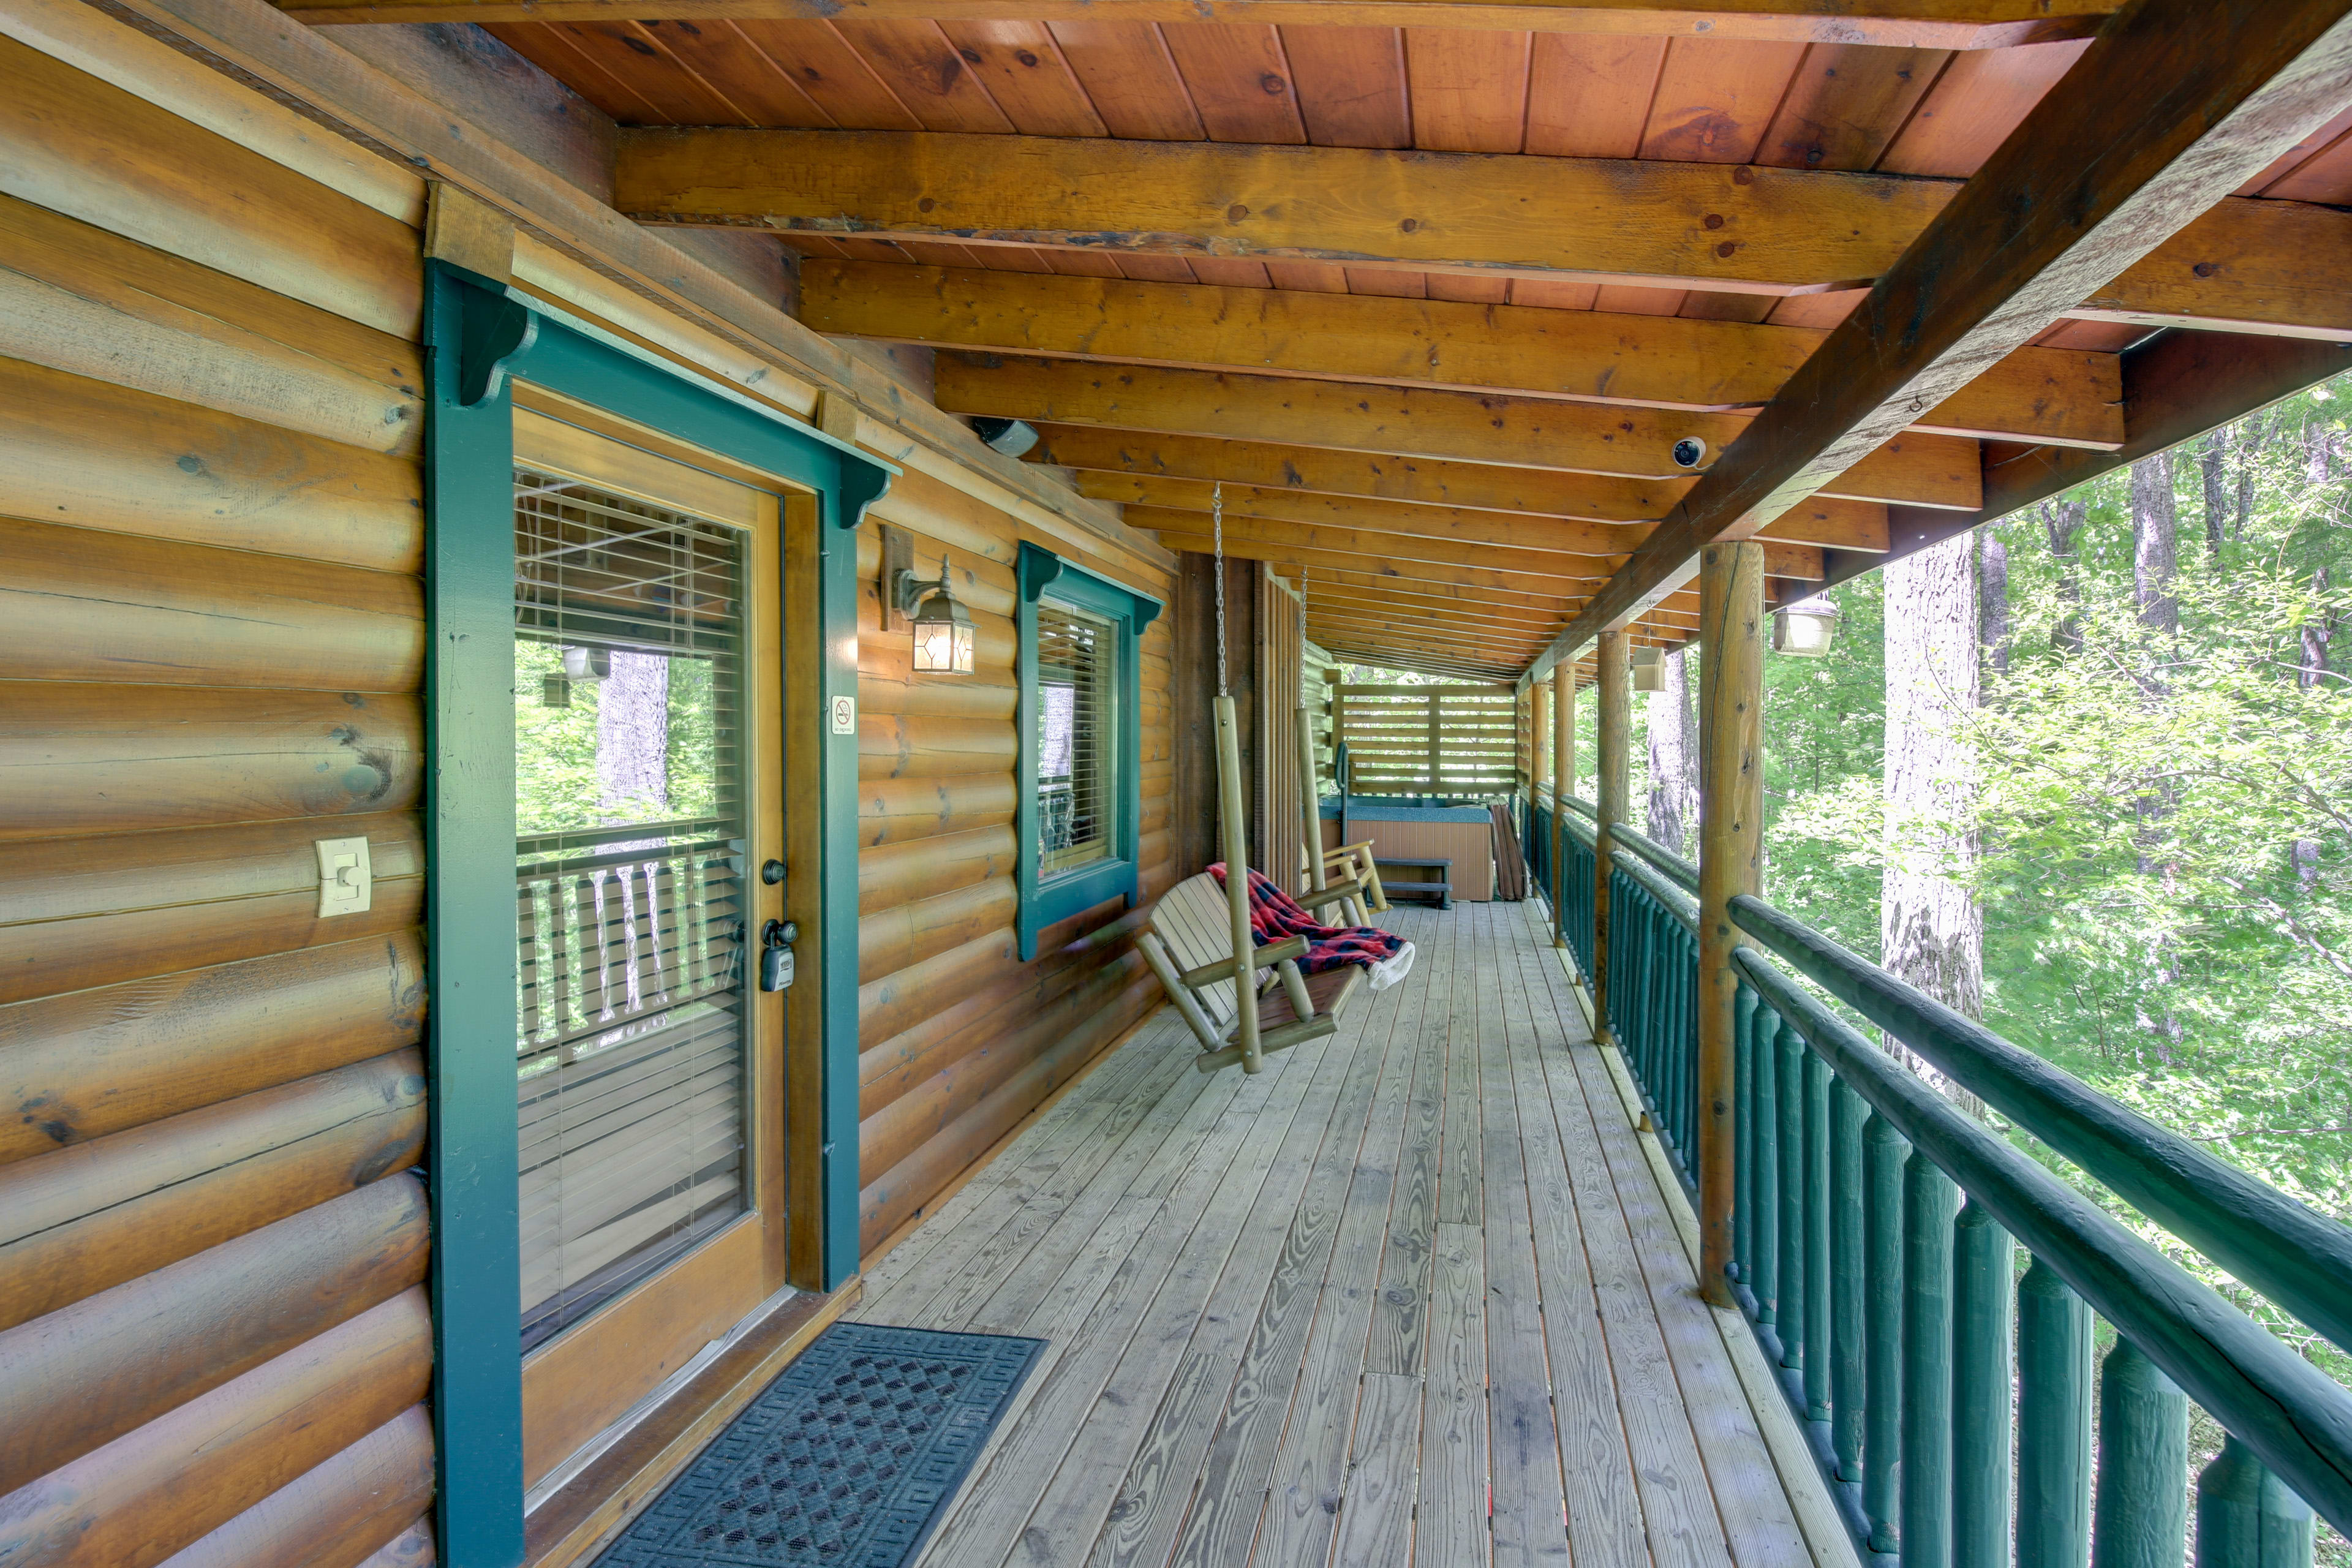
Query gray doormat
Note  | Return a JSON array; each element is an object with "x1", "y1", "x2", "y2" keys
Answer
[{"x1": 592, "y1": 1321, "x2": 1045, "y2": 1567}]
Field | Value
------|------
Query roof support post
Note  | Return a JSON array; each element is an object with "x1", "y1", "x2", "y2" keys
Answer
[
  {"x1": 1698, "y1": 541, "x2": 1766, "y2": 1310},
  {"x1": 1593, "y1": 632, "x2": 1631, "y2": 1042},
  {"x1": 1552, "y1": 665, "x2": 1572, "y2": 950}
]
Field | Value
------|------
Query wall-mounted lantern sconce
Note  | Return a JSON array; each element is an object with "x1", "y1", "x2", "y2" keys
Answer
[
  {"x1": 1773, "y1": 594, "x2": 1842, "y2": 656},
  {"x1": 899, "y1": 554, "x2": 976, "y2": 674}
]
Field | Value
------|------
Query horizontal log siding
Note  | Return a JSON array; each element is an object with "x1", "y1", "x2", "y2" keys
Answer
[
  {"x1": 855, "y1": 472, "x2": 1176, "y2": 1251},
  {"x1": 0, "y1": 31, "x2": 433, "y2": 1568}
]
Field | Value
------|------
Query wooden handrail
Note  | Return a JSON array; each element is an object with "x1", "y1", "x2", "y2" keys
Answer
[
  {"x1": 1731, "y1": 892, "x2": 2352, "y2": 1366},
  {"x1": 1733, "y1": 947, "x2": 2352, "y2": 1536}
]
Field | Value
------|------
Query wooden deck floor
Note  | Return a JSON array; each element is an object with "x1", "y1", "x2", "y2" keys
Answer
[{"x1": 851, "y1": 901, "x2": 1856, "y2": 1568}]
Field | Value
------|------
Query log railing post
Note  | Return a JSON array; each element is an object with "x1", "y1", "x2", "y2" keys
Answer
[
  {"x1": 1698, "y1": 540, "x2": 1765, "y2": 1306},
  {"x1": 1552, "y1": 665, "x2": 1571, "y2": 948},
  {"x1": 1593, "y1": 631, "x2": 1630, "y2": 1038}
]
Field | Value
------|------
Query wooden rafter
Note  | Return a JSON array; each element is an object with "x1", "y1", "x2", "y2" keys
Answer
[
  {"x1": 619, "y1": 130, "x2": 2352, "y2": 337},
  {"x1": 1031, "y1": 428, "x2": 1692, "y2": 524},
  {"x1": 939, "y1": 355, "x2": 1985, "y2": 510},
  {"x1": 1072, "y1": 475, "x2": 1890, "y2": 554},
  {"x1": 1529, "y1": 0, "x2": 2352, "y2": 682},
  {"x1": 1133, "y1": 504, "x2": 1826, "y2": 582},
  {"x1": 805, "y1": 260, "x2": 2126, "y2": 448},
  {"x1": 279, "y1": 0, "x2": 2118, "y2": 48}
]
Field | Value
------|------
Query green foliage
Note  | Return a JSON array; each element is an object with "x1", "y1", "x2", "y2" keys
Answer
[
  {"x1": 1755, "y1": 379, "x2": 2352, "y2": 1484},
  {"x1": 514, "y1": 641, "x2": 728, "y2": 840}
]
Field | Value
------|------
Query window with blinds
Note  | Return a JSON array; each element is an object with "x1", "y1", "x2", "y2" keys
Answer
[
  {"x1": 513, "y1": 466, "x2": 750, "y2": 1352},
  {"x1": 1035, "y1": 598, "x2": 1118, "y2": 876}
]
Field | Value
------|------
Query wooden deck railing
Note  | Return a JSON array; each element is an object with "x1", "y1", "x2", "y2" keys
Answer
[{"x1": 1522, "y1": 786, "x2": 2352, "y2": 1566}]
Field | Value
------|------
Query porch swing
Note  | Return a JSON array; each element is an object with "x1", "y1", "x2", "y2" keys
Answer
[{"x1": 1137, "y1": 489, "x2": 1414, "y2": 1074}]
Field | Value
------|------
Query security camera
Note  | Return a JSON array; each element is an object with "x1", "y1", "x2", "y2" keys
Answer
[{"x1": 1671, "y1": 437, "x2": 1708, "y2": 470}]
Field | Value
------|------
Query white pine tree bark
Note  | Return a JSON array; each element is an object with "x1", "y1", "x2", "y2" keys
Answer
[
  {"x1": 599, "y1": 650, "x2": 671, "y2": 818},
  {"x1": 1645, "y1": 646, "x2": 1699, "y2": 856},
  {"x1": 1883, "y1": 532, "x2": 1985, "y2": 1111}
]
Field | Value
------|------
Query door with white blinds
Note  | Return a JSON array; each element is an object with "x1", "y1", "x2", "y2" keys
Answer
[
  {"x1": 1036, "y1": 598, "x2": 1118, "y2": 876},
  {"x1": 508, "y1": 406, "x2": 794, "y2": 1482}
]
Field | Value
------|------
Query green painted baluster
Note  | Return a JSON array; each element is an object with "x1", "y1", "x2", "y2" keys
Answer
[
  {"x1": 1679, "y1": 930, "x2": 1698, "y2": 1155},
  {"x1": 1863, "y1": 1113, "x2": 1909, "y2": 1553},
  {"x1": 1902, "y1": 1153, "x2": 1958, "y2": 1568},
  {"x1": 1953, "y1": 1199, "x2": 2015, "y2": 1568},
  {"x1": 2092, "y1": 1338, "x2": 2188, "y2": 1568},
  {"x1": 2196, "y1": 1436, "x2": 2315, "y2": 1568},
  {"x1": 2018, "y1": 1257, "x2": 2094, "y2": 1568},
  {"x1": 1776, "y1": 1018, "x2": 1807, "y2": 1373},
  {"x1": 1803, "y1": 1046, "x2": 1832, "y2": 1420},
  {"x1": 1735, "y1": 982, "x2": 1759, "y2": 1288},
  {"x1": 1829, "y1": 1076, "x2": 1867, "y2": 1481},
  {"x1": 1751, "y1": 1003, "x2": 1781, "y2": 1328}
]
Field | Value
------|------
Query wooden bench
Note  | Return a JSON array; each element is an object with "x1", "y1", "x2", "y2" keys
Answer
[
  {"x1": 1139, "y1": 870, "x2": 1368, "y2": 1073},
  {"x1": 1374, "y1": 856, "x2": 1453, "y2": 910}
]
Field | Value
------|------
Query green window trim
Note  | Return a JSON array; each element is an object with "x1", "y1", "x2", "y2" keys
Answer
[
  {"x1": 1016, "y1": 543, "x2": 1163, "y2": 961},
  {"x1": 426, "y1": 261, "x2": 894, "y2": 1566}
]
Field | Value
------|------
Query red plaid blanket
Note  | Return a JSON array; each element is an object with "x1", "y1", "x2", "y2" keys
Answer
[{"x1": 1207, "y1": 864, "x2": 1409, "y2": 976}]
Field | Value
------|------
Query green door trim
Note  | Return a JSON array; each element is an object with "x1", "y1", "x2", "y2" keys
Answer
[{"x1": 424, "y1": 262, "x2": 894, "y2": 1566}]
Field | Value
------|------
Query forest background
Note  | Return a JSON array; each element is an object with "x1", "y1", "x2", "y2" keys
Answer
[{"x1": 1342, "y1": 369, "x2": 2351, "y2": 1541}]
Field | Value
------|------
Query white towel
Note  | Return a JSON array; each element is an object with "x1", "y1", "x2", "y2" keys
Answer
[{"x1": 1363, "y1": 940, "x2": 1417, "y2": 992}]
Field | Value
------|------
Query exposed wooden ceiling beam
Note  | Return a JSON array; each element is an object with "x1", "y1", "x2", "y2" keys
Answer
[
  {"x1": 1285, "y1": 568, "x2": 1591, "y2": 620},
  {"x1": 620, "y1": 129, "x2": 1952, "y2": 295},
  {"x1": 1149, "y1": 527, "x2": 1601, "y2": 598},
  {"x1": 1313, "y1": 621, "x2": 1548, "y2": 661},
  {"x1": 1133, "y1": 503, "x2": 1826, "y2": 581},
  {"x1": 1031, "y1": 428, "x2": 1690, "y2": 524},
  {"x1": 1526, "y1": 0, "x2": 2352, "y2": 684},
  {"x1": 941, "y1": 356, "x2": 1985, "y2": 510},
  {"x1": 281, "y1": 0, "x2": 2117, "y2": 48},
  {"x1": 1075, "y1": 474, "x2": 1888, "y2": 554},
  {"x1": 805, "y1": 261, "x2": 2125, "y2": 449},
  {"x1": 1138, "y1": 507, "x2": 1615, "y2": 586},
  {"x1": 620, "y1": 130, "x2": 2350, "y2": 333}
]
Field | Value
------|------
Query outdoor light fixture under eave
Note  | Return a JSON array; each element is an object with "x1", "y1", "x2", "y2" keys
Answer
[
  {"x1": 898, "y1": 554, "x2": 977, "y2": 674},
  {"x1": 1773, "y1": 594, "x2": 1842, "y2": 656}
]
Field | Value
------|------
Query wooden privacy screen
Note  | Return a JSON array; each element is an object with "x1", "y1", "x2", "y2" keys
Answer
[
  {"x1": 1254, "y1": 573, "x2": 1305, "y2": 886},
  {"x1": 1333, "y1": 683, "x2": 1523, "y2": 797}
]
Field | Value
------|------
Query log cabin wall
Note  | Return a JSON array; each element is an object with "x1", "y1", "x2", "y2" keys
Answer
[
  {"x1": 1166, "y1": 552, "x2": 1305, "y2": 886},
  {"x1": 0, "y1": 26, "x2": 436, "y2": 1568},
  {"x1": 0, "y1": 4, "x2": 1175, "y2": 1558},
  {"x1": 852, "y1": 469, "x2": 1176, "y2": 1257}
]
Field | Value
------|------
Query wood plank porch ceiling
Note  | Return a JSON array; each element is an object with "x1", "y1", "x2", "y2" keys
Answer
[{"x1": 295, "y1": 0, "x2": 2352, "y2": 673}]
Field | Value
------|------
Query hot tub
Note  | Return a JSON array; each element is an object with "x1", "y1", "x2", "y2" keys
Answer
[{"x1": 1319, "y1": 796, "x2": 1496, "y2": 902}]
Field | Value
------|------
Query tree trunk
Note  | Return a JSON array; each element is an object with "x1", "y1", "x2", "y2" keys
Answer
[
  {"x1": 2198, "y1": 429, "x2": 2228, "y2": 566},
  {"x1": 2300, "y1": 566, "x2": 2336, "y2": 690},
  {"x1": 1978, "y1": 528, "x2": 2011, "y2": 679},
  {"x1": 1882, "y1": 532, "x2": 1985, "y2": 1114},
  {"x1": 2131, "y1": 452, "x2": 2180, "y2": 639},
  {"x1": 2126, "y1": 455, "x2": 2185, "y2": 1053},
  {"x1": 2234, "y1": 412, "x2": 2269, "y2": 538},
  {"x1": 598, "y1": 650, "x2": 670, "y2": 818},
  {"x1": 2040, "y1": 499, "x2": 2089, "y2": 651},
  {"x1": 1645, "y1": 646, "x2": 1700, "y2": 856}
]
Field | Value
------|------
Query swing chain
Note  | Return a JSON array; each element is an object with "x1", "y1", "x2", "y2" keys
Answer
[{"x1": 1213, "y1": 480, "x2": 1228, "y2": 699}]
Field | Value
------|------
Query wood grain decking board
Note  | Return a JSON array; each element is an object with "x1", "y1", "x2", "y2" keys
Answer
[{"x1": 853, "y1": 900, "x2": 1844, "y2": 1567}]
